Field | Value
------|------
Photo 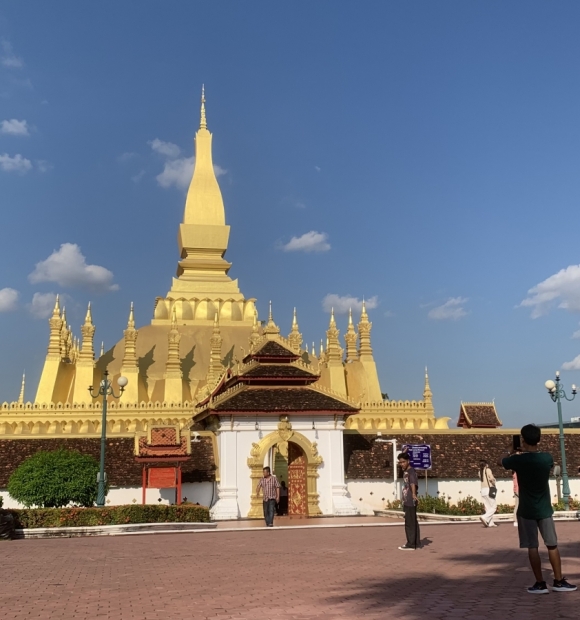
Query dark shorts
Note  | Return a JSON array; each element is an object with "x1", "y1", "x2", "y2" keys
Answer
[{"x1": 518, "y1": 515, "x2": 558, "y2": 548}]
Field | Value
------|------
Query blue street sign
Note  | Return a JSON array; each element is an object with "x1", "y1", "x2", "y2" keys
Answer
[{"x1": 401, "y1": 444, "x2": 432, "y2": 470}]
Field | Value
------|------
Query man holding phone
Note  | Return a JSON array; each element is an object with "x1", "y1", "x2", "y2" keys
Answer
[{"x1": 501, "y1": 424, "x2": 576, "y2": 594}]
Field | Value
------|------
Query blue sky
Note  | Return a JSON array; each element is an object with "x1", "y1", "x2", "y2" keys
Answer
[{"x1": 2, "y1": 2, "x2": 580, "y2": 427}]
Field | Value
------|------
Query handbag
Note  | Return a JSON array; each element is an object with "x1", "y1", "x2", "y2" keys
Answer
[{"x1": 486, "y1": 468, "x2": 498, "y2": 499}]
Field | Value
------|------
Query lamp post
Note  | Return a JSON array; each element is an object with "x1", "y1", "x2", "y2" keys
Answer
[
  {"x1": 544, "y1": 371, "x2": 576, "y2": 511},
  {"x1": 89, "y1": 370, "x2": 128, "y2": 507}
]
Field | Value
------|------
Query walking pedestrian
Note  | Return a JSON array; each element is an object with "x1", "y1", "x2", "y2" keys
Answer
[
  {"x1": 256, "y1": 466, "x2": 280, "y2": 527},
  {"x1": 501, "y1": 424, "x2": 577, "y2": 594},
  {"x1": 397, "y1": 452, "x2": 420, "y2": 550},
  {"x1": 479, "y1": 459, "x2": 497, "y2": 527}
]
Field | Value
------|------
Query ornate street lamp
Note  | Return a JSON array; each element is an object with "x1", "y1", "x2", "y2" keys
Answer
[
  {"x1": 544, "y1": 371, "x2": 577, "y2": 511},
  {"x1": 89, "y1": 370, "x2": 128, "y2": 507}
]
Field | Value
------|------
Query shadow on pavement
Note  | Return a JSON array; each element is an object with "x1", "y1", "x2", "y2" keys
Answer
[{"x1": 324, "y1": 542, "x2": 580, "y2": 620}]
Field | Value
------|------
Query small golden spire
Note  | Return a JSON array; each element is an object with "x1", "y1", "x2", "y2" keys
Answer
[
  {"x1": 128, "y1": 301, "x2": 135, "y2": 329},
  {"x1": 17, "y1": 372, "x2": 25, "y2": 404},
  {"x1": 200, "y1": 84, "x2": 207, "y2": 129},
  {"x1": 171, "y1": 305, "x2": 178, "y2": 329},
  {"x1": 329, "y1": 307, "x2": 336, "y2": 328},
  {"x1": 264, "y1": 300, "x2": 280, "y2": 336},
  {"x1": 84, "y1": 301, "x2": 92, "y2": 324},
  {"x1": 348, "y1": 307, "x2": 353, "y2": 325},
  {"x1": 52, "y1": 294, "x2": 61, "y2": 318},
  {"x1": 100, "y1": 341, "x2": 105, "y2": 357},
  {"x1": 288, "y1": 307, "x2": 302, "y2": 351},
  {"x1": 345, "y1": 307, "x2": 358, "y2": 362},
  {"x1": 305, "y1": 343, "x2": 309, "y2": 354}
]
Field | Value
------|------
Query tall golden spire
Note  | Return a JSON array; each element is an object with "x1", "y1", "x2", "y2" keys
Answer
[
  {"x1": 167, "y1": 86, "x2": 242, "y2": 304},
  {"x1": 183, "y1": 85, "x2": 225, "y2": 226},
  {"x1": 200, "y1": 84, "x2": 207, "y2": 129},
  {"x1": 288, "y1": 307, "x2": 303, "y2": 351},
  {"x1": 47, "y1": 295, "x2": 63, "y2": 358},
  {"x1": 423, "y1": 366, "x2": 434, "y2": 416},
  {"x1": 357, "y1": 300, "x2": 373, "y2": 358},
  {"x1": 78, "y1": 302, "x2": 95, "y2": 362},
  {"x1": 17, "y1": 372, "x2": 25, "y2": 404},
  {"x1": 344, "y1": 308, "x2": 358, "y2": 362},
  {"x1": 326, "y1": 308, "x2": 342, "y2": 363},
  {"x1": 122, "y1": 302, "x2": 138, "y2": 368}
]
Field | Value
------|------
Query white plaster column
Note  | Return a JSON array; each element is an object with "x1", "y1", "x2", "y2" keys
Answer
[
  {"x1": 331, "y1": 422, "x2": 358, "y2": 515},
  {"x1": 210, "y1": 430, "x2": 240, "y2": 520}
]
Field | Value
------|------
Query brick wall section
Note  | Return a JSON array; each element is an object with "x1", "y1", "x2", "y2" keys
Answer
[
  {"x1": 0, "y1": 437, "x2": 216, "y2": 487},
  {"x1": 344, "y1": 432, "x2": 580, "y2": 479}
]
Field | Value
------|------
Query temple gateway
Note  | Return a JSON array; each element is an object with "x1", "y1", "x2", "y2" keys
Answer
[{"x1": 1, "y1": 91, "x2": 477, "y2": 520}]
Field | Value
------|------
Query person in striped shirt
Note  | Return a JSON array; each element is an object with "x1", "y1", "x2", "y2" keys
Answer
[{"x1": 256, "y1": 467, "x2": 281, "y2": 527}]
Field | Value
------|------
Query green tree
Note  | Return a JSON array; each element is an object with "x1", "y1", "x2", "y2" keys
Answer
[{"x1": 8, "y1": 449, "x2": 100, "y2": 508}]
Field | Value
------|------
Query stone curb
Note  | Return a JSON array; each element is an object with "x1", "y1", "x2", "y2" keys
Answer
[
  {"x1": 375, "y1": 509, "x2": 580, "y2": 522},
  {"x1": 15, "y1": 521, "x2": 217, "y2": 539}
]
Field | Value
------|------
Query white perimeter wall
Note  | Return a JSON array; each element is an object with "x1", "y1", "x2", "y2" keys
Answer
[
  {"x1": 347, "y1": 477, "x2": 580, "y2": 515},
  {"x1": 0, "y1": 481, "x2": 215, "y2": 510}
]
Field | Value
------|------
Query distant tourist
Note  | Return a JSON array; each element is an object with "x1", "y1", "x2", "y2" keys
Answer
[
  {"x1": 397, "y1": 452, "x2": 420, "y2": 550},
  {"x1": 256, "y1": 466, "x2": 280, "y2": 527},
  {"x1": 479, "y1": 459, "x2": 497, "y2": 527},
  {"x1": 277, "y1": 480, "x2": 288, "y2": 516},
  {"x1": 501, "y1": 424, "x2": 577, "y2": 594}
]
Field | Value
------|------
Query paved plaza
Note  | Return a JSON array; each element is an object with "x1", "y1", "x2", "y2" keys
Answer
[{"x1": 2, "y1": 521, "x2": 579, "y2": 619}]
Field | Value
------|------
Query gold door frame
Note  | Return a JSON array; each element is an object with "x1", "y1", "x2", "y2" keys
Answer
[{"x1": 247, "y1": 416, "x2": 323, "y2": 518}]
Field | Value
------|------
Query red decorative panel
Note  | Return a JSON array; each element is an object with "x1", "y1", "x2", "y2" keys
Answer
[
  {"x1": 149, "y1": 427, "x2": 178, "y2": 446},
  {"x1": 148, "y1": 467, "x2": 177, "y2": 488},
  {"x1": 288, "y1": 442, "x2": 307, "y2": 516}
]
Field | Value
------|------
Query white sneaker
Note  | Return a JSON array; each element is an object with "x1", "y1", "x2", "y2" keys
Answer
[
  {"x1": 488, "y1": 522, "x2": 498, "y2": 527},
  {"x1": 479, "y1": 516, "x2": 488, "y2": 527},
  {"x1": 514, "y1": 521, "x2": 518, "y2": 527}
]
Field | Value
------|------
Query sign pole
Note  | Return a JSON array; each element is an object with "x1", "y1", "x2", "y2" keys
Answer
[{"x1": 425, "y1": 468, "x2": 428, "y2": 497}]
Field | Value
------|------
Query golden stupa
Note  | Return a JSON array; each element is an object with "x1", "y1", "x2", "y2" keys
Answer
[{"x1": 0, "y1": 90, "x2": 450, "y2": 439}]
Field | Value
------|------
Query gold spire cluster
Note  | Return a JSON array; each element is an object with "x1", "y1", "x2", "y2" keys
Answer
[
  {"x1": 357, "y1": 300, "x2": 373, "y2": 359},
  {"x1": 122, "y1": 302, "x2": 138, "y2": 368},
  {"x1": 79, "y1": 303, "x2": 96, "y2": 363},
  {"x1": 166, "y1": 307, "x2": 182, "y2": 375},
  {"x1": 326, "y1": 309, "x2": 342, "y2": 363},
  {"x1": 263, "y1": 301, "x2": 280, "y2": 337}
]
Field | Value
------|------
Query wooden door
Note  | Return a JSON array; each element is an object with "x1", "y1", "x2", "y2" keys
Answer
[{"x1": 288, "y1": 442, "x2": 308, "y2": 516}]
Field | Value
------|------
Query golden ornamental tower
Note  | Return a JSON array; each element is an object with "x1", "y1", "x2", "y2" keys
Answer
[
  {"x1": 207, "y1": 314, "x2": 224, "y2": 385},
  {"x1": 120, "y1": 303, "x2": 140, "y2": 402},
  {"x1": 164, "y1": 307, "x2": 183, "y2": 402},
  {"x1": 249, "y1": 309, "x2": 261, "y2": 352},
  {"x1": 154, "y1": 87, "x2": 256, "y2": 326},
  {"x1": 344, "y1": 308, "x2": 358, "y2": 362},
  {"x1": 325, "y1": 309, "x2": 347, "y2": 395},
  {"x1": 72, "y1": 303, "x2": 96, "y2": 403},
  {"x1": 263, "y1": 301, "x2": 280, "y2": 338},
  {"x1": 287, "y1": 308, "x2": 303, "y2": 352},
  {"x1": 423, "y1": 367, "x2": 434, "y2": 417},
  {"x1": 356, "y1": 301, "x2": 382, "y2": 401}
]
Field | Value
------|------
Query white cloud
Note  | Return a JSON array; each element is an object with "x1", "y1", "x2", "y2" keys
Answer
[
  {"x1": 282, "y1": 231, "x2": 331, "y2": 253},
  {"x1": 322, "y1": 294, "x2": 379, "y2": 315},
  {"x1": 37, "y1": 160, "x2": 52, "y2": 173},
  {"x1": 520, "y1": 265, "x2": 580, "y2": 319},
  {"x1": 562, "y1": 355, "x2": 580, "y2": 371},
  {"x1": 131, "y1": 170, "x2": 145, "y2": 183},
  {"x1": 572, "y1": 328, "x2": 580, "y2": 339},
  {"x1": 1, "y1": 40, "x2": 23, "y2": 69},
  {"x1": 428, "y1": 297, "x2": 469, "y2": 321},
  {"x1": 156, "y1": 155, "x2": 194, "y2": 189},
  {"x1": 117, "y1": 152, "x2": 137, "y2": 163},
  {"x1": 1, "y1": 119, "x2": 29, "y2": 136},
  {"x1": 149, "y1": 138, "x2": 181, "y2": 158},
  {"x1": 28, "y1": 243, "x2": 119, "y2": 292},
  {"x1": 0, "y1": 153, "x2": 32, "y2": 174},
  {"x1": 0, "y1": 288, "x2": 19, "y2": 312},
  {"x1": 29, "y1": 292, "x2": 57, "y2": 319}
]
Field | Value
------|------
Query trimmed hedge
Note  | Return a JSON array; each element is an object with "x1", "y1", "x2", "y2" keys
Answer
[
  {"x1": 385, "y1": 494, "x2": 579, "y2": 515},
  {"x1": 2, "y1": 503, "x2": 210, "y2": 529}
]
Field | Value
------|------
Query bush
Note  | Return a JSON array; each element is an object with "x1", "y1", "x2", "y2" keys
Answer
[
  {"x1": 0, "y1": 495, "x2": 3, "y2": 508},
  {"x1": 8, "y1": 449, "x2": 100, "y2": 508},
  {"x1": 4, "y1": 504, "x2": 210, "y2": 529}
]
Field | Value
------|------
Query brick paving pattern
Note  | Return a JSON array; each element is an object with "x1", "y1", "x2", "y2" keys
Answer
[{"x1": 1, "y1": 522, "x2": 579, "y2": 619}]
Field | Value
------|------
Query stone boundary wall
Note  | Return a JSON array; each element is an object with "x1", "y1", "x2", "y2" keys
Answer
[
  {"x1": 0, "y1": 437, "x2": 216, "y2": 487},
  {"x1": 344, "y1": 431, "x2": 580, "y2": 480}
]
